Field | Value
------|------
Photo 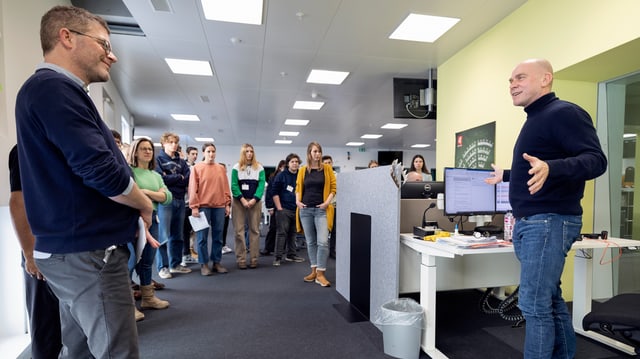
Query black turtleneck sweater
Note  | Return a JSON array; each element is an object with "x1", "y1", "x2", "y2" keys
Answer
[{"x1": 504, "y1": 92, "x2": 607, "y2": 218}]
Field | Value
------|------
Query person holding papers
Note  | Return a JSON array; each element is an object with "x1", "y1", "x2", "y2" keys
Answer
[
  {"x1": 189, "y1": 143, "x2": 232, "y2": 276},
  {"x1": 128, "y1": 138, "x2": 171, "y2": 319}
]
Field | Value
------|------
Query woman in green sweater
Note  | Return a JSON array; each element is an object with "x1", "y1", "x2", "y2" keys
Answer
[{"x1": 128, "y1": 138, "x2": 173, "y2": 319}]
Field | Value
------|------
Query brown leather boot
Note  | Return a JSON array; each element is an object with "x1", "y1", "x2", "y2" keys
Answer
[
  {"x1": 303, "y1": 267, "x2": 317, "y2": 282},
  {"x1": 140, "y1": 285, "x2": 170, "y2": 309},
  {"x1": 315, "y1": 270, "x2": 331, "y2": 287}
]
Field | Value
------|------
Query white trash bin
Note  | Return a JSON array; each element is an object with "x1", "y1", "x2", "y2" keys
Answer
[{"x1": 376, "y1": 298, "x2": 424, "y2": 359}]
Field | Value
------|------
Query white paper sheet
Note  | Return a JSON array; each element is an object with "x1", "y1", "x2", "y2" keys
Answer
[{"x1": 189, "y1": 213, "x2": 209, "y2": 232}]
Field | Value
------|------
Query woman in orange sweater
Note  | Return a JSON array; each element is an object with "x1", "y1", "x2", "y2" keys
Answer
[{"x1": 189, "y1": 143, "x2": 232, "y2": 276}]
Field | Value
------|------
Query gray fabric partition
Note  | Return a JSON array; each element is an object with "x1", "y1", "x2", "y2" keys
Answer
[{"x1": 336, "y1": 166, "x2": 401, "y2": 320}]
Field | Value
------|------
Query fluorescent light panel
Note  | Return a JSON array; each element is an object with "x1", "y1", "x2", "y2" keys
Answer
[
  {"x1": 195, "y1": 137, "x2": 214, "y2": 142},
  {"x1": 293, "y1": 101, "x2": 324, "y2": 110},
  {"x1": 307, "y1": 69, "x2": 350, "y2": 85},
  {"x1": 381, "y1": 123, "x2": 408, "y2": 129},
  {"x1": 346, "y1": 142, "x2": 364, "y2": 146},
  {"x1": 389, "y1": 13, "x2": 460, "y2": 43},
  {"x1": 165, "y1": 58, "x2": 213, "y2": 76},
  {"x1": 411, "y1": 144, "x2": 431, "y2": 148},
  {"x1": 279, "y1": 131, "x2": 299, "y2": 137},
  {"x1": 275, "y1": 139, "x2": 292, "y2": 144},
  {"x1": 361, "y1": 134, "x2": 382, "y2": 139},
  {"x1": 171, "y1": 114, "x2": 200, "y2": 121},
  {"x1": 284, "y1": 119, "x2": 309, "y2": 126},
  {"x1": 201, "y1": 0, "x2": 263, "y2": 25},
  {"x1": 624, "y1": 133, "x2": 636, "y2": 139},
  {"x1": 133, "y1": 135, "x2": 152, "y2": 140}
]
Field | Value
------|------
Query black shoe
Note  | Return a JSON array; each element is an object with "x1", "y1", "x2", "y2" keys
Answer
[
  {"x1": 260, "y1": 250, "x2": 272, "y2": 256},
  {"x1": 285, "y1": 254, "x2": 305, "y2": 263}
]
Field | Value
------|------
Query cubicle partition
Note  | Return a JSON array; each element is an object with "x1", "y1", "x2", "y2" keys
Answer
[{"x1": 336, "y1": 166, "x2": 401, "y2": 321}]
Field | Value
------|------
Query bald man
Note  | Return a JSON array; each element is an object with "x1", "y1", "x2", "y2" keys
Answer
[{"x1": 486, "y1": 59, "x2": 607, "y2": 358}]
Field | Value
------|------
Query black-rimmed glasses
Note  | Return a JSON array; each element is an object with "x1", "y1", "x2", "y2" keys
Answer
[{"x1": 68, "y1": 29, "x2": 112, "y2": 55}]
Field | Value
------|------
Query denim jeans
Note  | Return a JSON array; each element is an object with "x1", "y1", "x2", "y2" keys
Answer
[
  {"x1": 512, "y1": 213, "x2": 582, "y2": 359},
  {"x1": 156, "y1": 198, "x2": 185, "y2": 270},
  {"x1": 128, "y1": 211, "x2": 159, "y2": 286},
  {"x1": 195, "y1": 207, "x2": 225, "y2": 265},
  {"x1": 299, "y1": 207, "x2": 329, "y2": 270}
]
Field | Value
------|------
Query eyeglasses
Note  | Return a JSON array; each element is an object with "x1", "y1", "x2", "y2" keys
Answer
[{"x1": 68, "y1": 29, "x2": 112, "y2": 55}]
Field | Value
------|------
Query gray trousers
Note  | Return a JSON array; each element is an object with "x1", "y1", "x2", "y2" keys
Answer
[
  {"x1": 36, "y1": 246, "x2": 139, "y2": 359},
  {"x1": 275, "y1": 208, "x2": 297, "y2": 259}
]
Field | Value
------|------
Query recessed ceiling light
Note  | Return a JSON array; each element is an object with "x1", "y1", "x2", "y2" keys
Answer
[
  {"x1": 624, "y1": 133, "x2": 636, "y2": 138},
  {"x1": 171, "y1": 114, "x2": 200, "y2": 121},
  {"x1": 279, "y1": 131, "x2": 299, "y2": 136},
  {"x1": 133, "y1": 135, "x2": 152, "y2": 140},
  {"x1": 307, "y1": 69, "x2": 350, "y2": 85},
  {"x1": 195, "y1": 137, "x2": 215, "y2": 142},
  {"x1": 284, "y1": 119, "x2": 309, "y2": 126},
  {"x1": 411, "y1": 144, "x2": 431, "y2": 148},
  {"x1": 389, "y1": 13, "x2": 460, "y2": 43},
  {"x1": 293, "y1": 101, "x2": 324, "y2": 110},
  {"x1": 153, "y1": 142, "x2": 161, "y2": 147},
  {"x1": 275, "y1": 139, "x2": 293, "y2": 144},
  {"x1": 361, "y1": 134, "x2": 383, "y2": 139},
  {"x1": 346, "y1": 142, "x2": 365, "y2": 146},
  {"x1": 381, "y1": 123, "x2": 408, "y2": 129},
  {"x1": 201, "y1": 0, "x2": 263, "y2": 25},
  {"x1": 165, "y1": 58, "x2": 213, "y2": 76}
]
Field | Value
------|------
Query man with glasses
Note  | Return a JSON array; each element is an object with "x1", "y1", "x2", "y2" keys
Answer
[{"x1": 15, "y1": 6, "x2": 153, "y2": 358}]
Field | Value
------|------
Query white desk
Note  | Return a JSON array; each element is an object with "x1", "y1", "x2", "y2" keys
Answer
[{"x1": 400, "y1": 234, "x2": 640, "y2": 358}]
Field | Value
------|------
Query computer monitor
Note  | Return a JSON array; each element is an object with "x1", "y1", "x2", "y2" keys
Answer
[
  {"x1": 443, "y1": 167, "x2": 495, "y2": 216},
  {"x1": 495, "y1": 181, "x2": 512, "y2": 213},
  {"x1": 400, "y1": 181, "x2": 444, "y2": 199}
]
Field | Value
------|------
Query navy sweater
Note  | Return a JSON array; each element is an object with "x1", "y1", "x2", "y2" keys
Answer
[
  {"x1": 505, "y1": 93, "x2": 607, "y2": 218},
  {"x1": 155, "y1": 150, "x2": 190, "y2": 200},
  {"x1": 272, "y1": 169, "x2": 298, "y2": 210},
  {"x1": 15, "y1": 68, "x2": 137, "y2": 253}
]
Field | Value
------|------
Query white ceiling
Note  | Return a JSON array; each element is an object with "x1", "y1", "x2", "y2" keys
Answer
[{"x1": 73, "y1": 0, "x2": 526, "y2": 149}]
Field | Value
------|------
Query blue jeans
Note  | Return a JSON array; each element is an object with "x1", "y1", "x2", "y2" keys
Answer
[
  {"x1": 512, "y1": 213, "x2": 581, "y2": 359},
  {"x1": 127, "y1": 211, "x2": 160, "y2": 286},
  {"x1": 299, "y1": 207, "x2": 329, "y2": 270},
  {"x1": 156, "y1": 199, "x2": 185, "y2": 270},
  {"x1": 195, "y1": 207, "x2": 225, "y2": 265}
]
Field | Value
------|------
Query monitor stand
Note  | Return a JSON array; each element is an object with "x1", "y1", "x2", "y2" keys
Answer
[{"x1": 469, "y1": 215, "x2": 502, "y2": 234}]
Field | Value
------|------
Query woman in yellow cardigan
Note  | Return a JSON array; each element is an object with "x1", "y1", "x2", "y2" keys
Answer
[{"x1": 295, "y1": 142, "x2": 336, "y2": 287}]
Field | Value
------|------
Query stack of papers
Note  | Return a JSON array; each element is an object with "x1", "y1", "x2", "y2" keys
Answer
[{"x1": 437, "y1": 235, "x2": 500, "y2": 248}]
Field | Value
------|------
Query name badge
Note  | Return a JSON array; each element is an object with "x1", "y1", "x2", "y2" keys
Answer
[
  {"x1": 286, "y1": 185, "x2": 293, "y2": 192},
  {"x1": 241, "y1": 184, "x2": 249, "y2": 191}
]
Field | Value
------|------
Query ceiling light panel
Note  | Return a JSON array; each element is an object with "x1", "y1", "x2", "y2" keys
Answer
[
  {"x1": 284, "y1": 119, "x2": 309, "y2": 126},
  {"x1": 165, "y1": 58, "x2": 213, "y2": 76},
  {"x1": 411, "y1": 144, "x2": 431, "y2": 148},
  {"x1": 346, "y1": 142, "x2": 365, "y2": 146},
  {"x1": 307, "y1": 69, "x2": 350, "y2": 85},
  {"x1": 201, "y1": 0, "x2": 263, "y2": 25},
  {"x1": 275, "y1": 139, "x2": 292, "y2": 144},
  {"x1": 361, "y1": 134, "x2": 382, "y2": 139},
  {"x1": 171, "y1": 114, "x2": 200, "y2": 121},
  {"x1": 279, "y1": 131, "x2": 299, "y2": 136},
  {"x1": 293, "y1": 101, "x2": 324, "y2": 110},
  {"x1": 195, "y1": 137, "x2": 215, "y2": 142},
  {"x1": 389, "y1": 13, "x2": 460, "y2": 43},
  {"x1": 381, "y1": 123, "x2": 408, "y2": 129}
]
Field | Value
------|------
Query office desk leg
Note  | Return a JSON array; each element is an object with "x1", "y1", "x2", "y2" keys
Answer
[
  {"x1": 572, "y1": 249, "x2": 592, "y2": 330},
  {"x1": 420, "y1": 254, "x2": 448, "y2": 358}
]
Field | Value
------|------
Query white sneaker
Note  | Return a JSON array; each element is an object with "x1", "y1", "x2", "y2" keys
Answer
[
  {"x1": 170, "y1": 265, "x2": 192, "y2": 274},
  {"x1": 182, "y1": 255, "x2": 197, "y2": 264},
  {"x1": 222, "y1": 246, "x2": 233, "y2": 254},
  {"x1": 158, "y1": 267, "x2": 172, "y2": 279}
]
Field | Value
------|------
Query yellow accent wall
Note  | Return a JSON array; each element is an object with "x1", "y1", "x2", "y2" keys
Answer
[{"x1": 437, "y1": 0, "x2": 640, "y2": 300}]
